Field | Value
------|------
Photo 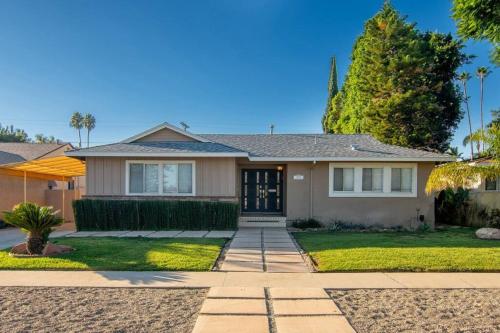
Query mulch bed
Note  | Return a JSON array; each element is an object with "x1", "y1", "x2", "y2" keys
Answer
[
  {"x1": 329, "y1": 288, "x2": 500, "y2": 333},
  {"x1": 0, "y1": 287, "x2": 207, "y2": 333}
]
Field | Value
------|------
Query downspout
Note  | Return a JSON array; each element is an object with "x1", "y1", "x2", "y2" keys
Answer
[{"x1": 309, "y1": 161, "x2": 316, "y2": 219}]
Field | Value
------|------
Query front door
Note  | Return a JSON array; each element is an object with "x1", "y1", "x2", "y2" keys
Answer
[{"x1": 241, "y1": 169, "x2": 283, "y2": 213}]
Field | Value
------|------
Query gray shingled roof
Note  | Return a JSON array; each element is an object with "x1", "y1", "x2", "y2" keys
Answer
[
  {"x1": 66, "y1": 141, "x2": 247, "y2": 155},
  {"x1": 66, "y1": 133, "x2": 452, "y2": 161},
  {"x1": 203, "y1": 134, "x2": 450, "y2": 160},
  {"x1": 0, "y1": 143, "x2": 67, "y2": 165}
]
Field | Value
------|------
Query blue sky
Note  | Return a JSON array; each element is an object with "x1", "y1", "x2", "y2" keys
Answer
[{"x1": 0, "y1": 0, "x2": 497, "y2": 153}]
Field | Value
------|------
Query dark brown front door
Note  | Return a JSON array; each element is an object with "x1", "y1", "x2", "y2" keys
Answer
[{"x1": 241, "y1": 169, "x2": 283, "y2": 213}]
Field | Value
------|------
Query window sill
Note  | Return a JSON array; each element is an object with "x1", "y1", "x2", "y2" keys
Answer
[{"x1": 329, "y1": 192, "x2": 417, "y2": 198}]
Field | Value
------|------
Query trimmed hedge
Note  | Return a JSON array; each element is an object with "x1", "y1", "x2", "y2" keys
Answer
[{"x1": 73, "y1": 199, "x2": 239, "y2": 231}]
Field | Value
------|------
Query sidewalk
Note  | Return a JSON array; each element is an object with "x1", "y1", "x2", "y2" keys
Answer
[{"x1": 0, "y1": 271, "x2": 498, "y2": 289}]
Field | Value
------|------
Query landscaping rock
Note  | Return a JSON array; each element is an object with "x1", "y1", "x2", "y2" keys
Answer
[
  {"x1": 10, "y1": 243, "x2": 28, "y2": 255},
  {"x1": 42, "y1": 242, "x2": 74, "y2": 256},
  {"x1": 475, "y1": 228, "x2": 500, "y2": 240}
]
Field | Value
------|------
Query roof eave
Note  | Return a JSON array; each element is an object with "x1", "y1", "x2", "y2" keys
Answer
[
  {"x1": 247, "y1": 156, "x2": 456, "y2": 162},
  {"x1": 65, "y1": 151, "x2": 249, "y2": 158}
]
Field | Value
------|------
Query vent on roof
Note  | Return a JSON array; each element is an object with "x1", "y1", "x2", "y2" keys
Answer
[
  {"x1": 269, "y1": 124, "x2": 275, "y2": 135},
  {"x1": 351, "y1": 144, "x2": 360, "y2": 151}
]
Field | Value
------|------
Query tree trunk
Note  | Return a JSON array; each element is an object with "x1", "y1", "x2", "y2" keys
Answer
[
  {"x1": 26, "y1": 232, "x2": 45, "y2": 255},
  {"x1": 78, "y1": 129, "x2": 82, "y2": 148},
  {"x1": 479, "y1": 77, "x2": 484, "y2": 153},
  {"x1": 462, "y1": 82, "x2": 474, "y2": 159},
  {"x1": 87, "y1": 129, "x2": 90, "y2": 148}
]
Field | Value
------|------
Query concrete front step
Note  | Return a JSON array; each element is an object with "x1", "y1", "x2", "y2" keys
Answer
[{"x1": 239, "y1": 216, "x2": 287, "y2": 228}]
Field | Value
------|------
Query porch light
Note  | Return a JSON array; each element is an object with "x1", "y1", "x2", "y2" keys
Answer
[{"x1": 277, "y1": 166, "x2": 284, "y2": 171}]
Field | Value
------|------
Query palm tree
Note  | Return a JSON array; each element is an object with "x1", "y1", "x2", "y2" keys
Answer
[
  {"x1": 458, "y1": 72, "x2": 474, "y2": 159},
  {"x1": 82, "y1": 113, "x2": 96, "y2": 148},
  {"x1": 70, "y1": 112, "x2": 83, "y2": 148},
  {"x1": 446, "y1": 146, "x2": 463, "y2": 159},
  {"x1": 476, "y1": 67, "x2": 491, "y2": 153},
  {"x1": 3, "y1": 202, "x2": 63, "y2": 255}
]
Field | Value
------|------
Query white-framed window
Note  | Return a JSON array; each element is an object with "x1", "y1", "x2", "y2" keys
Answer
[
  {"x1": 484, "y1": 176, "x2": 499, "y2": 191},
  {"x1": 126, "y1": 160, "x2": 195, "y2": 196},
  {"x1": 329, "y1": 163, "x2": 417, "y2": 197}
]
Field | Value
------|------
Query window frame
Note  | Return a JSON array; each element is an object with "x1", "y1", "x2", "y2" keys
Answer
[
  {"x1": 484, "y1": 176, "x2": 500, "y2": 192},
  {"x1": 328, "y1": 163, "x2": 417, "y2": 198},
  {"x1": 125, "y1": 160, "x2": 196, "y2": 196}
]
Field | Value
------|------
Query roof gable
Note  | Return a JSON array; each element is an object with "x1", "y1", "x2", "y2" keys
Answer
[
  {"x1": 122, "y1": 122, "x2": 210, "y2": 143},
  {"x1": 0, "y1": 143, "x2": 73, "y2": 165}
]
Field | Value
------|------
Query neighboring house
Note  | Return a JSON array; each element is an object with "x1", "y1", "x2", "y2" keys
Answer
[
  {"x1": 0, "y1": 142, "x2": 82, "y2": 222},
  {"x1": 469, "y1": 158, "x2": 500, "y2": 210},
  {"x1": 66, "y1": 122, "x2": 453, "y2": 228}
]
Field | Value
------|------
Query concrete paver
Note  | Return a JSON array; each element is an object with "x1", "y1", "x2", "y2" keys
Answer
[
  {"x1": 269, "y1": 288, "x2": 330, "y2": 299},
  {"x1": 265, "y1": 255, "x2": 304, "y2": 263},
  {"x1": 119, "y1": 231, "x2": 155, "y2": 237},
  {"x1": 266, "y1": 263, "x2": 309, "y2": 273},
  {"x1": 205, "y1": 231, "x2": 236, "y2": 238},
  {"x1": 65, "y1": 231, "x2": 98, "y2": 237},
  {"x1": 145, "y1": 231, "x2": 182, "y2": 238},
  {"x1": 175, "y1": 231, "x2": 209, "y2": 238},
  {"x1": 226, "y1": 248, "x2": 263, "y2": 255},
  {"x1": 274, "y1": 316, "x2": 355, "y2": 333},
  {"x1": 224, "y1": 253, "x2": 263, "y2": 262},
  {"x1": 220, "y1": 261, "x2": 264, "y2": 272},
  {"x1": 200, "y1": 298, "x2": 267, "y2": 315},
  {"x1": 91, "y1": 231, "x2": 130, "y2": 237},
  {"x1": 272, "y1": 299, "x2": 342, "y2": 315},
  {"x1": 264, "y1": 243, "x2": 296, "y2": 249},
  {"x1": 192, "y1": 315, "x2": 269, "y2": 333},
  {"x1": 265, "y1": 249, "x2": 300, "y2": 255},
  {"x1": 49, "y1": 230, "x2": 75, "y2": 238},
  {"x1": 207, "y1": 287, "x2": 265, "y2": 299}
]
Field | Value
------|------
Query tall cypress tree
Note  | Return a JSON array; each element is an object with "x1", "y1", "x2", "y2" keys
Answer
[
  {"x1": 321, "y1": 57, "x2": 339, "y2": 133},
  {"x1": 333, "y1": 3, "x2": 467, "y2": 152}
]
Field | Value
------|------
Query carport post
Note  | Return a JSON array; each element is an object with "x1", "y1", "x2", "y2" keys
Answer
[
  {"x1": 62, "y1": 183, "x2": 65, "y2": 220},
  {"x1": 23, "y1": 171, "x2": 27, "y2": 203}
]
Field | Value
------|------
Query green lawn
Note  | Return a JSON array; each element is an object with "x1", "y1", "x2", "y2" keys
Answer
[
  {"x1": 0, "y1": 237, "x2": 226, "y2": 271},
  {"x1": 293, "y1": 228, "x2": 500, "y2": 272}
]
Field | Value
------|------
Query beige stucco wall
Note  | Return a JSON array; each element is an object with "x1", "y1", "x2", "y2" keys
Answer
[
  {"x1": 0, "y1": 174, "x2": 48, "y2": 219},
  {"x1": 134, "y1": 128, "x2": 197, "y2": 142},
  {"x1": 470, "y1": 191, "x2": 500, "y2": 210},
  {"x1": 286, "y1": 161, "x2": 436, "y2": 228},
  {"x1": 85, "y1": 157, "x2": 237, "y2": 198},
  {"x1": 45, "y1": 189, "x2": 81, "y2": 222}
]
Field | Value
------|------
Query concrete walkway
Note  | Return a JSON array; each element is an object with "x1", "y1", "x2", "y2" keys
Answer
[
  {"x1": 220, "y1": 228, "x2": 310, "y2": 272},
  {"x1": 192, "y1": 287, "x2": 355, "y2": 333},
  {"x1": 0, "y1": 271, "x2": 498, "y2": 289},
  {"x1": 0, "y1": 228, "x2": 235, "y2": 250}
]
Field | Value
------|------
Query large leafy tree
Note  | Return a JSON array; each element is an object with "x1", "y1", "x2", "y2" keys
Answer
[
  {"x1": 331, "y1": 3, "x2": 467, "y2": 152},
  {"x1": 452, "y1": 0, "x2": 500, "y2": 65},
  {"x1": 0, "y1": 124, "x2": 30, "y2": 142}
]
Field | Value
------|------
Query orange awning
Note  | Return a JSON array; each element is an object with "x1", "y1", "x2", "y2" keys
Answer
[{"x1": 0, "y1": 156, "x2": 85, "y2": 180}]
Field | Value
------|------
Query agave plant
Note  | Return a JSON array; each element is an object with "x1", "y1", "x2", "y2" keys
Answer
[{"x1": 3, "y1": 203, "x2": 63, "y2": 255}]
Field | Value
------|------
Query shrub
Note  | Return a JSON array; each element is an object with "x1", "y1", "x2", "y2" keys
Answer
[
  {"x1": 73, "y1": 199, "x2": 239, "y2": 231},
  {"x1": 292, "y1": 219, "x2": 323, "y2": 229},
  {"x1": 3, "y1": 202, "x2": 63, "y2": 254},
  {"x1": 485, "y1": 209, "x2": 500, "y2": 228},
  {"x1": 327, "y1": 220, "x2": 406, "y2": 232},
  {"x1": 435, "y1": 188, "x2": 488, "y2": 227}
]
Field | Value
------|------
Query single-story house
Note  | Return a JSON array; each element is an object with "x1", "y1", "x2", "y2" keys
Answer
[
  {"x1": 469, "y1": 158, "x2": 500, "y2": 210},
  {"x1": 66, "y1": 122, "x2": 453, "y2": 228},
  {"x1": 0, "y1": 142, "x2": 84, "y2": 223}
]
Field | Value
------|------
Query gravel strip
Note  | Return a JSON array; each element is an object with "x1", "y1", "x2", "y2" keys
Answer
[
  {"x1": 0, "y1": 287, "x2": 207, "y2": 333},
  {"x1": 328, "y1": 289, "x2": 500, "y2": 333}
]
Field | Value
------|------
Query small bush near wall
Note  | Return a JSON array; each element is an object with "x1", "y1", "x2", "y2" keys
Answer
[
  {"x1": 73, "y1": 199, "x2": 239, "y2": 231},
  {"x1": 435, "y1": 188, "x2": 489, "y2": 227}
]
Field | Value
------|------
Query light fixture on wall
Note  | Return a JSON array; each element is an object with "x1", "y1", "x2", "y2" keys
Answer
[{"x1": 277, "y1": 166, "x2": 284, "y2": 171}]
